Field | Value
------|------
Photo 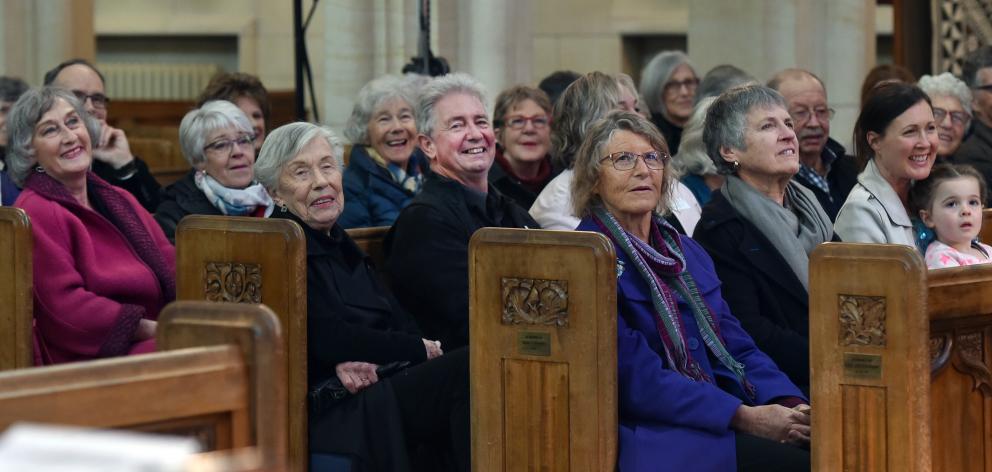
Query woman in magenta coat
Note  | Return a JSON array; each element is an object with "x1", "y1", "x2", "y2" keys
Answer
[
  {"x1": 571, "y1": 111, "x2": 810, "y2": 471},
  {"x1": 7, "y1": 87, "x2": 175, "y2": 365}
]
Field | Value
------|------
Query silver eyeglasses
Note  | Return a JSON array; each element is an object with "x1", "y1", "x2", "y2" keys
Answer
[
  {"x1": 204, "y1": 134, "x2": 256, "y2": 154},
  {"x1": 600, "y1": 151, "x2": 669, "y2": 171}
]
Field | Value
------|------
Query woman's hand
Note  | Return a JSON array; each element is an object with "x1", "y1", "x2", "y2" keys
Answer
[
  {"x1": 423, "y1": 338, "x2": 443, "y2": 359},
  {"x1": 731, "y1": 404, "x2": 811, "y2": 446},
  {"x1": 132, "y1": 319, "x2": 157, "y2": 341},
  {"x1": 334, "y1": 361, "x2": 379, "y2": 394}
]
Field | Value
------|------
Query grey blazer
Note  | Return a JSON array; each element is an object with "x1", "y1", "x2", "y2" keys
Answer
[{"x1": 834, "y1": 159, "x2": 916, "y2": 247}]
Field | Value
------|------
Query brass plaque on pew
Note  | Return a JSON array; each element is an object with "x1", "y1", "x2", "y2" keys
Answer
[
  {"x1": 843, "y1": 352, "x2": 882, "y2": 379},
  {"x1": 519, "y1": 332, "x2": 552, "y2": 356}
]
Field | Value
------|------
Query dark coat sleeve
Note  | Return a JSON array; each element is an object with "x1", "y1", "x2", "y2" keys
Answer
[
  {"x1": 92, "y1": 157, "x2": 162, "y2": 212},
  {"x1": 386, "y1": 202, "x2": 471, "y2": 349},
  {"x1": 692, "y1": 218, "x2": 810, "y2": 389}
]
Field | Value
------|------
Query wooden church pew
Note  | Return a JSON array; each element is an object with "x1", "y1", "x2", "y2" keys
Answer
[
  {"x1": 0, "y1": 207, "x2": 33, "y2": 371},
  {"x1": 810, "y1": 242, "x2": 992, "y2": 471},
  {"x1": 469, "y1": 227, "x2": 618, "y2": 471},
  {"x1": 0, "y1": 301, "x2": 287, "y2": 471}
]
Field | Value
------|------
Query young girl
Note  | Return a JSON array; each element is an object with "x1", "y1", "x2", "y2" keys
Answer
[{"x1": 910, "y1": 163, "x2": 992, "y2": 268}]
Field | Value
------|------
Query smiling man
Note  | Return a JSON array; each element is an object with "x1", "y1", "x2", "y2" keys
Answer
[
  {"x1": 768, "y1": 69, "x2": 858, "y2": 221},
  {"x1": 385, "y1": 73, "x2": 539, "y2": 349}
]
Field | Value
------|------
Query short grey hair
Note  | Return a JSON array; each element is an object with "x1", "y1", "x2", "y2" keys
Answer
[
  {"x1": 962, "y1": 46, "x2": 992, "y2": 88},
  {"x1": 918, "y1": 72, "x2": 973, "y2": 116},
  {"x1": 179, "y1": 100, "x2": 253, "y2": 167},
  {"x1": 703, "y1": 84, "x2": 788, "y2": 174},
  {"x1": 571, "y1": 111, "x2": 672, "y2": 218},
  {"x1": 697, "y1": 64, "x2": 756, "y2": 104},
  {"x1": 6, "y1": 86, "x2": 101, "y2": 186},
  {"x1": 343, "y1": 75, "x2": 417, "y2": 144},
  {"x1": 673, "y1": 96, "x2": 719, "y2": 178},
  {"x1": 639, "y1": 50, "x2": 696, "y2": 116},
  {"x1": 416, "y1": 72, "x2": 489, "y2": 139},
  {"x1": 254, "y1": 121, "x2": 344, "y2": 191},
  {"x1": 552, "y1": 71, "x2": 624, "y2": 169}
]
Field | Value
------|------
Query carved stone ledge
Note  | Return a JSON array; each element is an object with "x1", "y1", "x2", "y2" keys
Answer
[
  {"x1": 838, "y1": 294, "x2": 886, "y2": 346},
  {"x1": 204, "y1": 262, "x2": 262, "y2": 304},
  {"x1": 952, "y1": 331, "x2": 992, "y2": 396},
  {"x1": 501, "y1": 277, "x2": 568, "y2": 327}
]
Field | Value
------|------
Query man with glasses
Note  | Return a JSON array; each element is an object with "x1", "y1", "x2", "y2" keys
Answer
[
  {"x1": 768, "y1": 68, "x2": 858, "y2": 221},
  {"x1": 955, "y1": 46, "x2": 992, "y2": 201},
  {"x1": 44, "y1": 59, "x2": 161, "y2": 211}
]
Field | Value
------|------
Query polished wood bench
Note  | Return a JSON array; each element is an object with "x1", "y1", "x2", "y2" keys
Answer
[
  {"x1": 0, "y1": 301, "x2": 287, "y2": 470},
  {"x1": 0, "y1": 207, "x2": 33, "y2": 371},
  {"x1": 810, "y1": 242, "x2": 992, "y2": 471},
  {"x1": 469, "y1": 228, "x2": 617, "y2": 471}
]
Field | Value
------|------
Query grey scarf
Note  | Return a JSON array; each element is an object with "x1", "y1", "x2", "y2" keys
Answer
[{"x1": 721, "y1": 175, "x2": 832, "y2": 290}]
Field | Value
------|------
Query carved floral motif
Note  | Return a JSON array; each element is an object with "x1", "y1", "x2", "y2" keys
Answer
[
  {"x1": 204, "y1": 262, "x2": 262, "y2": 303},
  {"x1": 838, "y1": 294, "x2": 886, "y2": 346},
  {"x1": 501, "y1": 277, "x2": 568, "y2": 327},
  {"x1": 952, "y1": 331, "x2": 992, "y2": 396}
]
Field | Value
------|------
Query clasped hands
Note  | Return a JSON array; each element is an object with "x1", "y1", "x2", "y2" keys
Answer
[
  {"x1": 731, "y1": 403, "x2": 811, "y2": 447},
  {"x1": 334, "y1": 338, "x2": 443, "y2": 394}
]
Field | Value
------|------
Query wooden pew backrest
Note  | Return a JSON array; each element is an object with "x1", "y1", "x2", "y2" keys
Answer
[
  {"x1": 469, "y1": 228, "x2": 617, "y2": 471},
  {"x1": 175, "y1": 216, "x2": 306, "y2": 472},
  {"x1": 0, "y1": 207, "x2": 33, "y2": 370},
  {"x1": 810, "y1": 242, "x2": 931, "y2": 471},
  {"x1": 0, "y1": 301, "x2": 284, "y2": 465},
  {"x1": 345, "y1": 225, "x2": 389, "y2": 272},
  {"x1": 980, "y1": 208, "x2": 992, "y2": 245}
]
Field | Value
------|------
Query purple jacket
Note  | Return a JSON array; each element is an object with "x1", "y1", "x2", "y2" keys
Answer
[{"x1": 576, "y1": 218, "x2": 804, "y2": 471}]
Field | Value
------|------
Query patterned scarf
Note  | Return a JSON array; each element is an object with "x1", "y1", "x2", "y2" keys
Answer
[
  {"x1": 591, "y1": 206, "x2": 755, "y2": 399},
  {"x1": 194, "y1": 171, "x2": 274, "y2": 217}
]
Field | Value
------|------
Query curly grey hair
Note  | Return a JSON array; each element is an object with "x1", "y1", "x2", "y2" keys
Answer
[
  {"x1": 343, "y1": 75, "x2": 417, "y2": 145},
  {"x1": 673, "y1": 96, "x2": 718, "y2": 178},
  {"x1": 254, "y1": 121, "x2": 344, "y2": 192},
  {"x1": 5, "y1": 86, "x2": 102, "y2": 186},
  {"x1": 702, "y1": 84, "x2": 788, "y2": 174},
  {"x1": 416, "y1": 72, "x2": 489, "y2": 139},
  {"x1": 918, "y1": 72, "x2": 973, "y2": 116},
  {"x1": 179, "y1": 100, "x2": 253, "y2": 168},
  {"x1": 571, "y1": 111, "x2": 673, "y2": 218},
  {"x1": 638, "y1": 50, "x2": 696, "y2": 117}
]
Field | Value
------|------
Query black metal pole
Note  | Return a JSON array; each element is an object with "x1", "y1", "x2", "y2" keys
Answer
[{"x1": 293, "y1": 0, "x2": 306, "y2": 121}]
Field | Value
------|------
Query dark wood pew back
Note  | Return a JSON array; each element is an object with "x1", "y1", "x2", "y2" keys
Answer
[
  {"x1": 0, "y1": 207, "x2": 33, "y2": 370},
  {"x1": 469, "y1": 228, "x2": 618, "y2": 471}
]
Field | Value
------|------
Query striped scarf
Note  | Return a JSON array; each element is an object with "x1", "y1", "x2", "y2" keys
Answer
[{"x1": 592, "y1": 206, "x2": 754, "y2": 399}]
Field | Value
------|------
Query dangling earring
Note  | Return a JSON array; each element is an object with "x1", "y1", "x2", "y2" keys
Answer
[
  {"x1": 279, "y1": 204, "x2": 288, "y2": 213},
  {"x1": 34, "y1": 165, "x2": 45, "y2": 173},
  {"x1": 730, "y1": 160, "x2": 741, "y2": 172}
]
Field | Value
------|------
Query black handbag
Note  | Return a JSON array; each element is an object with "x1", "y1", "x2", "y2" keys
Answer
[{"x1": 308, "y1": 361, "x2": 411, "y2": 413}]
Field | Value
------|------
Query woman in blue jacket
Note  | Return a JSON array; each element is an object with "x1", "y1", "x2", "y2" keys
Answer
[
  {"x1": 571, "y1": 110, "x2": 810, "y2": 471},
  {"x1": 340, "y1": 75, "x2": 428, "y2": 229}
]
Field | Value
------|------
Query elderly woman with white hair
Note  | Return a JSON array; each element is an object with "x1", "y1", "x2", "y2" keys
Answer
[
  {"x1": 917, "y1": 72, "x2": 972, "y2": 160},
  {"x1": 339, "y1": 74, "x2": 428, "y2": 229},
  {"x1": 639, "y1": 50, "x2": 699, "y2": 155},
  {"x1": 9, "y1": 87, "x2": 174, "y2": 364},
  {"x1": 674, "y1": 96, "x2": 724, "y2": 206},
  {"x1": 254, "y1": 121, "x2": 468, "y2": 471},
  {"x1": 154, "y1": 100, "x2": 273, "y2": 243}
]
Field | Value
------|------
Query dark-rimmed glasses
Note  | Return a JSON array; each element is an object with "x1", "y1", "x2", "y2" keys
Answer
[
  {"x1": 790, "y1": 107, "x2": 834, "y2": 124},
  {"x1": 71, "y1": 90, "x2": 110, "y2": 110},
  {"x1": 664, "y1": 78, "x2": 699, "y2": 93},
  {"x1": 932, "y1": 107, "x2": 971, "y2": 127},
  {"x1": 204, "y1": 134, "x2": 256, "y2": 154},
  {"x1": 600, "y1": 151, "x2": 669, "y2": 171},
  {"x1": 504, "y1": 115, "x2": 549, "y2": 130}
]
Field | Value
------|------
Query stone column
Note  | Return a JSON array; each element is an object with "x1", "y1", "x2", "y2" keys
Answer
[
  {"x1": 688, "y1": 0, "x2": 875, "y2": 148},
  {"x1": 0, "y1": 0, "x2": 95, "y2": 85}
]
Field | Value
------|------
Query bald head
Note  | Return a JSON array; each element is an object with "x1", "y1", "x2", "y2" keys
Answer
[{"x1": 769, "y1": 69, "x2": 831, "y2": 161}]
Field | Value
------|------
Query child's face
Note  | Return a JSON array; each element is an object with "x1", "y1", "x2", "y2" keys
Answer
[{"x1": 920, "y1": 176, "x2": 984, "y2": 251}]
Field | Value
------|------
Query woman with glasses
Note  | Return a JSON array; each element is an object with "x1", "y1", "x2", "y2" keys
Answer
[
  {"x1": 918, "y1": 72, "x2": 972, "y2": 160},
  {"x1": 693, "y1": 84, "x2": 834, "y2": 393},
  {"x1": 572, "y1": 111, "x2": 810, "y2": 471},
  {"x1": 639, "y1": 50, "x2": 699, "y2": 155},
  {"x1": 339, "y1": 74, "x2": 427, "y2": 229},
  {"x1": 154, "y1": 100, "x2": 273, "y2": 243},
  {"x1": 7, "y1": 87, "x2": 175, "y2": 364},
  {"x1": 488, "y1": 85, "x2": 554, "y2": 209}
]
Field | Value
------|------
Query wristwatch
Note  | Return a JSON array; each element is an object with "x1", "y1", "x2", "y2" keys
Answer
[{"x1": 115, "y1": 160, "x2": 138, "y2": 180}]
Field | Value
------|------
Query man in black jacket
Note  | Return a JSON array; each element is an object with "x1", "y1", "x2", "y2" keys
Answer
[
  {"x1": 955, "y1": 46, "x2": 992, "y2": 205},
  {"x1": 769, "y1": 69, "x2": 858, "y2": 221},
  {"x1": 386, "y1": 73, "x2": 539, "y2": 349},
  {"x1": 45, "y1": 59, "x2": 162, "y2": 211}
]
